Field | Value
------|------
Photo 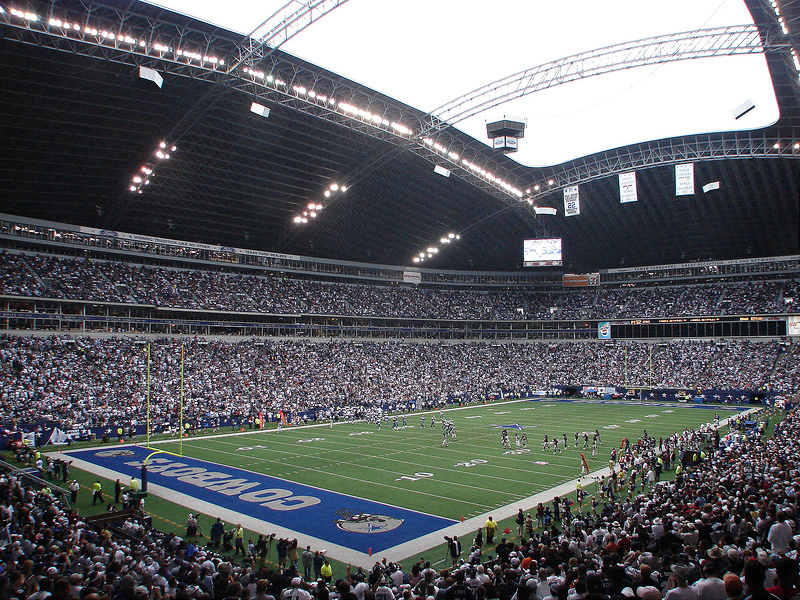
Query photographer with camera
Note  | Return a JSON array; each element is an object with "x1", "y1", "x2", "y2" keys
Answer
[
  {"x1": 186, "y1": 513, "x2": 199, "y2": 543},
  {"x1": 445, "y1": 535, "x2": 462, "y2": 567}
]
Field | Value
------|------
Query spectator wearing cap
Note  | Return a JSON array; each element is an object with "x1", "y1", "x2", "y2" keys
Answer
[
  {"x1": 282, "y1": 578, "x2": 312, "y2": 600},
  {"x1": 692, "y1": 563, "x2": 727, "y2": 600},
  {"x1": 631, "y1": 566, "x2": 660, "y2": 595},
  {"x1": 133, "y1": 586, "x2": 151, "y2": 600},
  {"x1": 723, "y1": 575, "x2": 744, "y2": 600},
  {"x1": 706, "y1": 548, "x2": 730, "y2": 577},
  {"x1": 637, "y1": 588, "x2": 662, "y2": 600},
  {"x1": 666, "y1": 565, "x2": 699, "y2": 600}
]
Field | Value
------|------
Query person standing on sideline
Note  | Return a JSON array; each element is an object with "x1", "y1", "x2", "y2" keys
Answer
[
  {"x1": 484, "y1": 516, "x2": 497, "y2": 545},
  {"x1": 515, "y1": 509, "x2": 525, "y2": 537},
  {"x1": 210, "y1": 518, "x2": 225, "y2": 548},
  {"x1": 114, "y1": 479, "x2": 122, "y2": 504},
  {"x1": 69, "y1": 479, "x2": 79, "y2": 504},
  {"x1": 92, "y1": 480, "x2": 102, "y2": 505},
  {"x1": 320, "y1": 559, "x2": 333, "y2": 584},
  {"x1": 313, "y1": 551, "x2": 325, "y2": 581},
  {"x1": 301, "y1": 546, "x2": 314, "y2": 581},
  {"x1": 233, "y1": 524, "x2": 245, "y2": 555},
  {"x1": 447, "y1": 536, "x2": 462, "y2": 567}
]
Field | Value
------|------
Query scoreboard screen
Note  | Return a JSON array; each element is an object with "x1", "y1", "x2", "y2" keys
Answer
[{"x1": 523, "y1": 238, "x2": 562, "y2": 267}]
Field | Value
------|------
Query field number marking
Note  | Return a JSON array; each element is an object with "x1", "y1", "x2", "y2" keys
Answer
[
  {"x1": 603, "y1": 424, "x2": 620, "y2": 429},
  {"x1": 395, "y1": 472, "x2": 434, "y2": 482},
  {"x1": 454, "y1": 459, "x2": 488, "y2": 468},
  {"x1": 297, "y1": 438, "x2": 325, "y2": 443}
]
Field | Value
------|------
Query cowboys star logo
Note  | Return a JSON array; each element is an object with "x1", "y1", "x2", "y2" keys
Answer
[{"x1": 334, "y1": 510, "x2": 404, "y2": 534}]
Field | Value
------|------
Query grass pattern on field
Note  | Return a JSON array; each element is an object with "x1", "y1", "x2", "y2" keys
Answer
[{"x1": 148, "y1": 399, "x2": 741, "y2": 520}]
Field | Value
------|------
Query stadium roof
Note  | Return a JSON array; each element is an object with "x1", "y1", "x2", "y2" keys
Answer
[{"x1": 0, "y1": 0, "x2": 798, "y2": 272}]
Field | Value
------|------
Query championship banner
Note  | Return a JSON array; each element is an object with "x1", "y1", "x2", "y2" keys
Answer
[
  {"x1": 619, "y1": 172, "x2": 638, "y2": 203},
  {"x1": 676, "y1": 163, "x2": 695, "y2": 196},
  {"x1": 598, "y1": 321, "x2": 611, "y2": 339},
  {"x1": 788, "y1": 317, "x2": 800, "y2": 337},
  {"x1": 564, "y1": 185, "x2": 580, "y2": 217}
]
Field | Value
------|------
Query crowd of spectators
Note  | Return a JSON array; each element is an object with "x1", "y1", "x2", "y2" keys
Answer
[
  {"x1": 0, "y1": 335, "x2": 795, "y2": 431},
  {"x1": 1, "y1": 253, "x2": 797, "y2": 320}
]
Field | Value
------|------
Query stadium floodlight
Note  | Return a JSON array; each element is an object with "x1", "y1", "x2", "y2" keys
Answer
[
  {"x1": 307, "y1": 203, "x2": 316, "y2": 209},
  {"x1": 413, "y1": 257, "x2": 420, "y2": 263},
  {"x1": 433, "y1": 165, "x2": 451, "y2": 178},
  {"x1": 341, "y1": 186, "x2": 348, "y2": 192},
  {"x1": 293, "y1": 216, "x2": 302, "y2": 223},
  {"x1": 448, "y1": 233, "x2": 455, "y2": 239},
  {"x1": 310, "y1": 212, "x2": 317, "y2": 218},
  {"x1": 441, "y1": 238, "x2": 448, "y2": 244},
  {"x1": 324, "y1": 190, "x2": 331, "y2": 197},
  {"x1": 316, "y1": 204, "x2": 324, "y2": 210},
  {"x1": 330, "y1": 183, "x2": 339, "y2": 191}
]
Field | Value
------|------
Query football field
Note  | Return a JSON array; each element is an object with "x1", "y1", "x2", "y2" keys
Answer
[{"x1": 64, "y1": 398, "x2": 752, "y2": 563}]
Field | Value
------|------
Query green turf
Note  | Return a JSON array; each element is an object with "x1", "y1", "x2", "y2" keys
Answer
[{"x1": 145, "y1": 399, "x2": 746, "y2": 520}]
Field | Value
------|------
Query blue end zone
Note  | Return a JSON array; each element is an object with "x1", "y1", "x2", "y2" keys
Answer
[{"x1": 68, "y1": 446, "x2": 455, "y2": 554}]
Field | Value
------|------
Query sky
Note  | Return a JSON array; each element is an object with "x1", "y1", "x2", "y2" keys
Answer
[{"x1": 145, "y1": 0, "x2": 778, "y2": 167}]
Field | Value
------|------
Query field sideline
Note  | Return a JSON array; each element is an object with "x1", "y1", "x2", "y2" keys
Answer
[{"x1": 60, "y1": 398, "x2": 754, "y2": 564}]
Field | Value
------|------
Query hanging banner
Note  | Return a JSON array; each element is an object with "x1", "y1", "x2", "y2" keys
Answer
[
  {"x1": 598, "y1": 321, "x2": 612, "y2": 339},
  {"x1": 619, "y1": 172, "x2": 638, "y2": 203},
  {"x1": 564, "y1": 185, "x2": 580, "y2": 217},
  {"x1": 403, "y1": 271, "x2": 422, "y2": 285},
  {"x1": 788, "y1": 317, "x2": 800, "y2": 337},
  {"x1": 676, "y1": 163, "x2": 695, "y2": 196}
]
